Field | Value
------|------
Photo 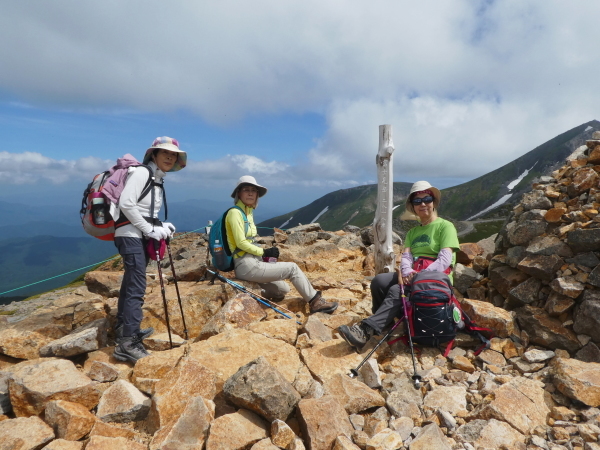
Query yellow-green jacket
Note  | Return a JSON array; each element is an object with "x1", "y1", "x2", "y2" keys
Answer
[{"x1": 225, "y1": 200, "x2": 264, "y2": 258}]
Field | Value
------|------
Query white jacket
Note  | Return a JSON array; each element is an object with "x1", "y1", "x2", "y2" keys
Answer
[{"x1": 112, "y1": 161, "x2": 166, "y2": 239}]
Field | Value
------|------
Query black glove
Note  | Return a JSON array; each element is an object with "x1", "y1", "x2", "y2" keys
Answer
[{"x1": 263, "y1": 247, "x2": 280, "y2": 259}]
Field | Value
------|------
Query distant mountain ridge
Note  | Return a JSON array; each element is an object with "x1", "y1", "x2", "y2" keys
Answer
[{"x1": 259, "y1": 120, "x2": 600, "y2": 233}]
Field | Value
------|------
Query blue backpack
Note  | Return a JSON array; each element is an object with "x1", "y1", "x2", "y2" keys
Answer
[{"x1": 209, "y1": 206, "x2": 249, "y2": 271}]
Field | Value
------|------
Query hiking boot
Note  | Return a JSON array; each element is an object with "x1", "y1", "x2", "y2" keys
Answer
[
  {"x1": 115, "y1": 325, "x2": 154, "y2": 345},
  {"x1": 338, "y1": 322, "x2": 374, "y2": 351},
  {"x1": 309, "y1": 291, "x2": 338, "y2": 314},
  {"x1": 113, "y1": 335, "x2": 150, "y2": 363}
]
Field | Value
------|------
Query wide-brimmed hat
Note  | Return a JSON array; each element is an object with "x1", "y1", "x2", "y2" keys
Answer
[
  {"x1": 405, "y1": 181, "x2": 441, "y2": 214},
  {"x1": 231, "y1": 175, "x2": 267, "y2": 198},
  {"x1": 143, "y1": 136, "x2": 187, "y2": 172}
]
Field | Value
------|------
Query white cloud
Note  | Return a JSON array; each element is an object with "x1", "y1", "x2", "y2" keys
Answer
[
  {"x1": 0, "y1": 1, "x2": 599, "y2": 192},
  {"x1": 0, "y1": 152, "x2": 112, "y2": 185}
]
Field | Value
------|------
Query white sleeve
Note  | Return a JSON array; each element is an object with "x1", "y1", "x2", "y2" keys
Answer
[{"x1": 118, "y1": 167, "x2": 154, "y2": 235}]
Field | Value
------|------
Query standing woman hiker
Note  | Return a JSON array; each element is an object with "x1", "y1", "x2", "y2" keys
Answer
[
  {"x1": 113, "y1": 137, "x2": 186, "y2": 363},
  {"x1": 227, "y1": 175, "x2": 338, "y2": 314},
  {"x1": 338, "y1": 181, "x2": 460, "y2": 350}
]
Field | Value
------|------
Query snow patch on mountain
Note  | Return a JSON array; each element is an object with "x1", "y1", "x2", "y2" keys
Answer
[
  {"x1": 467, "y1": 161, "x2": 538, "y2": 220},
  {"x1": 311, "y1": 207, "x2": 329, "y2": 223},
  {"x1": 279, "y1": 216, "x2": 293, "y2": 228}
]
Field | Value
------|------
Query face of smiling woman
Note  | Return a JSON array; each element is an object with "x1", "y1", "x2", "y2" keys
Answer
[{"x1": 412, "y1": 191, "x2": 437, "y2": 225}]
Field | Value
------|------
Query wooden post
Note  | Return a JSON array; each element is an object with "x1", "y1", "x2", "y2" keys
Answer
[{"x1": 373, "y1": 124, "x2": 395, "y2": 274}]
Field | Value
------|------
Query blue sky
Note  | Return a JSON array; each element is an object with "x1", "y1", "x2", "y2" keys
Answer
[{"x1": 1, "y1": 0, "x2": 599, "y2": 217}]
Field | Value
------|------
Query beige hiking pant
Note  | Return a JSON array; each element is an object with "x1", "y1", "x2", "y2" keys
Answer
[{"x1": 233, "y1": 253, "x2": 317, "y2": 302}]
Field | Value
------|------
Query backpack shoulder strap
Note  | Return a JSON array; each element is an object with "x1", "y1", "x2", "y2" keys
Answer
[{"x1": 226, "y1": 206, "x2": 251, "y2": 257}]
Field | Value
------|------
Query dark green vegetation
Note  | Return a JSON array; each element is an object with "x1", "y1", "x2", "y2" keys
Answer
[
  {"x1": 259, "y1": 120, "x2": 600, "y2": 234},
  {"x1": 258, "y1": 183, "x2": 413, "y2": 235},
  {"x1": 0, "y1": 236, "x2": 117, "y2": 302},
  {"x1": 459, "y1": 220, "x2": 505, "y2": 244}
]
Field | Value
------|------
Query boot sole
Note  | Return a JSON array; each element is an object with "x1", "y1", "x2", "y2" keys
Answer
[
  {"x1": 113, "y1": 350, "x2": 139, "y2": 363},
  {"x1": 311, "y1": 303, "x2": 338, "y2": 314},
  {"x1": 338, "y1": 326, "x2": 366, "y2": 351}
]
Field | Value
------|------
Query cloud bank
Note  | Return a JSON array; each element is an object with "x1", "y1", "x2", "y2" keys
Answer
[{"x1": 0, "y1": 0, "x2": 599, "y2": 190}]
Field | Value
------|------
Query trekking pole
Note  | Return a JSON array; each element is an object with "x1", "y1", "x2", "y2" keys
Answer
[
  {"x1": 400, "y1": 281, "x2": 422, "y2": 388},
  {"x1": 348, "y1": 318, "x2": 403, "y2": 378},
  {"x1": 206, "y1": 269, "x2": 302, "y2": 325},
  {"x1": 165, "y1": 238, "x2": 188, "y2": 340},
  {"x1": 206, "y1": 268, "x2": 300, "y2": 319},
  {"x1": 153, "y1": 239, "x2": 173, "y2": 349}
]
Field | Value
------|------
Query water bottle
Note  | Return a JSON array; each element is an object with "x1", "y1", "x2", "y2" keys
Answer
[
  {"x1": 205, "y1": 220, "x2": 213, "y2": 236},
  {"x1": 92, "y1": 196, "x2": 106, "y2": 225},
  {"x1": 213, "y1": 239, "x2": 227, "y2": 268}
]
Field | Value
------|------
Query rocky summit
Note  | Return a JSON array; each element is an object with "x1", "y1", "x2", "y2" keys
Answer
[{"x1": 4, "y1": 140, "x2": 600, "y2": 449}]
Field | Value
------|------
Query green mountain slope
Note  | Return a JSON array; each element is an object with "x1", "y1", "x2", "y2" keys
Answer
[
  {"x1": 0, "y1": 236, "x2": 117, "y2": 302},
  {"x1": 259, "y1": 120, "x2": 600, "y2": 232}
]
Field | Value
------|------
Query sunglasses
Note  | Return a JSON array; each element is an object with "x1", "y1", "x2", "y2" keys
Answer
[{"x1": 411, "y1": 196, "x2": 434, "y2": 205}]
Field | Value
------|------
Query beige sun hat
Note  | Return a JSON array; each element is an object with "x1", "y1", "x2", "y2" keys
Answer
[
  {"x1": 404, "y1": 180, "x2": 441, "y2": 214},
  {"x1": 231, "y1": 175, "x2": 268, "y2": 198}
]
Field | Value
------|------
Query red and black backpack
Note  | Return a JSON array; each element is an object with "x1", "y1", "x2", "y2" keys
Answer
[{"x1": 390, "y1": 270, "x2": 493, "y2": 356}]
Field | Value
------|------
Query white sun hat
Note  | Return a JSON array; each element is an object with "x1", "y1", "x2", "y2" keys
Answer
[{"x1": 231, "y1": 175, "x2": 268, "y2": 198}]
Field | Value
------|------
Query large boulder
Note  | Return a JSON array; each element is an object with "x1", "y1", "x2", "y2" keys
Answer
[
  {"x1": 150, "y1": 395, "x2": 214, "y2": 450},
  {"x1": 196, "y1": 292, "x2": 267, "y2": 341},
  {"x1": 45, "y1": 399, "x2": 97, "y2": 441},
  {"x1": 189, "y1": 329, "x2": 303, "y2": 389},
  {"x1": 550, "y1": 358, "x2": 600, "y2": 407},
  {"x1": 468, "y1": 377, "x2": 550, "y2": 434},
  {"x1": 40, "y1": 318, "x2": 109, "y2": 358},
  {"x1": 297, "y1": 396, "x2": 354, "y2": 450},
  {"x1": 223, "y1": 356, "x2": 301, "y2": 422},
  {"x1": 0, "y1": 416, "x2": 54, "y2": 449},
  {"x1": 96, "y1": 380, "x2": 151, "y2": 423},
  {"x1": 146, "y1": 355, "x2": 216, "y2": 433},
  {"x1": 9, "y1": 359, "x2": 100, "y2": 417},
  {"x1": 205, "y1": 409, "x2": 269, "y2": 450}
]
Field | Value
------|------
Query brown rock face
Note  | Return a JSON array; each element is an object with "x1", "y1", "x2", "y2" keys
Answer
[
  {"x1": 517, "y1": 254, "x2": 564, "y2": 282},
  {"x1": 196, "y1": 292, "x2": 267, "y2": 340},
  {"x1": 84, "y1": 271, "x2": 123, "y2": 297},
  {"x1": 223, "y1": 356, "x2": 301, "y2": 422},
  {"x1": 323, "y1": 373, "x2": 386, "y2": 414},
  {"x1": 95, "y1": 380, "x2": 151, "y2": 423},
  {"x1": 456, "y1": 243, "x2": 484, "y2": 265},
  {"x1": 150, "y1": 395, "x2": 214, "y2": 450},
  {"x1": 297, "y1": 396, "x2": 354, "y2": 450},
  {"x1": 516, "y1": 306, "x2": 581, "y2": 352},
  {"x1": 468, "y1": 377, "x2": 550, "y2": 434},
  {"x1": 45, "y1": 399, "x2": 97, "y2": 440},
  {"x1": 189, "y1": 329, "x2": 303, "y2": 389},
  {"x1": 146, "y1": 356, "x2": 217, "y2": 433},
  {"x1": 409, "y1": 423, "x2": 452, "y2": 450},
  {"x1": 551, "y1": 358, "x2": 600, "y2": 407},
  {"x1": 459, "y1": 298, "x2": 517, "y2": 338},
  {"x1": 205, "y1": 409, "x2": 269, "y2": 450},
  {"x1": 489, "y1": 265, "x2": 530, "y2": 298},
  {"x1": 9, "y1": 359, "x2": 100, "y2": 417},
  {"x1": 0, "y1": 416, "x2": 55, "y2": 449},
  {"x1": 86, "y1": 435, "x2": 147, "y2": 450},
  {"x1": 301, "y1": 339, "x2": 365, "y2": 383}
]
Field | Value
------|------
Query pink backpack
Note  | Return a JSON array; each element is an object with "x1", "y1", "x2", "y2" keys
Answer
[{"x1": 80, "y1": 154, "x2": 158, "y2": 241}]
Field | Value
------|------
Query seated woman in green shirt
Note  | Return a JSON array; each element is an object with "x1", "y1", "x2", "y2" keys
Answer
[
  {"x1": 338, "y1": 181, "x2": 459, "y2": 350},
  {"x1": 226, "y1": 175, "x2": 338, "y2": 315}
]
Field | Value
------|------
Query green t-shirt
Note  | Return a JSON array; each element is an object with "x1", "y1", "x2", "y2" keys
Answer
[{"x1": 404, "y1": 218, "x2": 460, "y2": 267}]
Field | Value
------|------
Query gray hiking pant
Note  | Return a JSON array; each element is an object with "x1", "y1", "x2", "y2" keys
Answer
[
  {"x1": 234, "y1": 253, "x2": 317, "y2": 302},
  {"x1": 363, "y1": 272, "x2": 405, "y2": 335},
  {"x1": 114, "y1": 237, "x2": 149, "y2": 337}
]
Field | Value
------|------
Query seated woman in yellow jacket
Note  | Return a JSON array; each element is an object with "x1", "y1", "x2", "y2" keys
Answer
[{"x1": 226, "y1": 175, "x2": 338, "y2": 314}]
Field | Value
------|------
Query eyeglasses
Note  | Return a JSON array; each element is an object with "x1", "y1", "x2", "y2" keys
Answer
[
  {"x1": 240, "y1": 187, "x2": 258, "y2": 193},
  {"x1": 411, "y1": 196, "x2": 434, "y2": 205}
]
